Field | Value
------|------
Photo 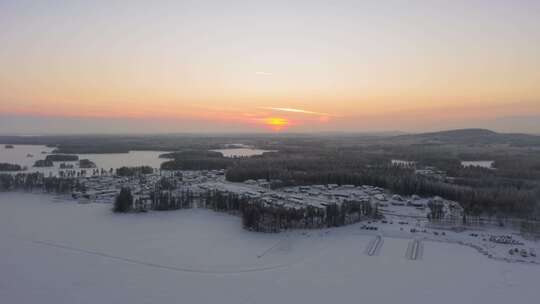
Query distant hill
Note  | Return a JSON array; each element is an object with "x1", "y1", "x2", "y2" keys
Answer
[{"x1": 395, "y1": 128, "x2": 540, "y2": 146}]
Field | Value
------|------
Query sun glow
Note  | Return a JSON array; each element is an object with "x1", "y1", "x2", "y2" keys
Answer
[{"x1": 264, "y1": 117, "x2": 289, "y2": 131}]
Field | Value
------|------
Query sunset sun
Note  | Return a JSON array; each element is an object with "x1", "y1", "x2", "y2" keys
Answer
[{"x1": 265, "y1": 117, "x2": 289, "y2": 131}]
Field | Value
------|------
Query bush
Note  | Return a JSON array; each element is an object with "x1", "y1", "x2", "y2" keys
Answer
[{"x1": 114, "y1": 188, "x2": 133, "y2": 213}]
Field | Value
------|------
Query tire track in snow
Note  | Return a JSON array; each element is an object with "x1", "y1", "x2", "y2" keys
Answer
[
  {"x1": 405, "y1": 239, "x2": 423, "y2": 260},
  {"x1": 29, "y1": 238, "x2": 326, "y2": 275},
  {"x1": 256, "y1": 234, "x2": 291, "y2": 259},
  {"x1": 364, "y1": 235, "x2": 383, "y2": 256}
]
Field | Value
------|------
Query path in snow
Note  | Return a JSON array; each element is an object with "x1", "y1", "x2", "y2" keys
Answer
[
  {"x1": 29, "y1": 239, "x2": 300, "y2": 274},
  {"x1": 365, "y1": 234, "x2": 384, "y2": 256},
  {"x1": 406, "y1": 239, "x2": 424, "y2": 260}
]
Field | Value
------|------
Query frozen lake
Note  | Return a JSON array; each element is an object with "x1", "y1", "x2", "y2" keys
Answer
[
  {"x1": 461, "y1": 160, "x2": 494, "y2": 169},
  {"x1": 0, "y1": 192, "x2": 538, "y2": 304},
  {"x1": 0, "y1": 145, "x2": 167, "y2": 173},
  {"x1": 212, "y1": 148, "x2": 275, "y2": 157},
  {"x1": 0, "y1": 145, "x2": 275, "y2": 175},
  {"x1": 392, "y1": 159, "x2": 416, "y2": 166}
]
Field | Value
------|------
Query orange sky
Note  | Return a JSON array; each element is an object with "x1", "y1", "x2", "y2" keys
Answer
[{"x1": 1, "y1": 1, "x2": 539, "y2": 133}]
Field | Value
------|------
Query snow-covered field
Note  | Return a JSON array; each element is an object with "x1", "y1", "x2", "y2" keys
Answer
[{"x1": 1, "y1": 192, "x2": 539, "y2": 304}]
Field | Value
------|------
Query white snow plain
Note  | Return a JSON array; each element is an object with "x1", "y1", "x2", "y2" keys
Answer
[{"x1": 1, "y1": 192, "x2": 538, "y2": 304}]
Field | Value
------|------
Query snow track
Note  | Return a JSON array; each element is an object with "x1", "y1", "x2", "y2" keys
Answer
[
  {"x1": 365, "y1": 235, "x2": 384, "y2": 256},
  {"x1": 405, "y1": 239, "x2": 424, "y2": 260},
  {"x1": 30, "y1": 239, "x2": 307, "y2": 275},
  {"x1": 257, "y1": 236, "x2": 289, "y2": 258}
]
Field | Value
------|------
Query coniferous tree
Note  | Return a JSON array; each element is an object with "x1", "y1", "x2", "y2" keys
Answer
[{"x1": 114, "y1": 187, "x2": 133, "y2": 213}]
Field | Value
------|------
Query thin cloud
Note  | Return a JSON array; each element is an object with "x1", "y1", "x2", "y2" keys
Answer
[{"x1": 262, "y1": 107, "x2": 331, "y2": 116}]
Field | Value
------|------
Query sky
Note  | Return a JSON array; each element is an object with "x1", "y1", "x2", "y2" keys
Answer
[{"x1": 1, "y1": 0, "x2": 539, "y2": 134}]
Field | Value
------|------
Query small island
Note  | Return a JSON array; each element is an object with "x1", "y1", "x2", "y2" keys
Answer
[
  {"x1": 45, "y1": 154, "x2": 79, "y2": 162},
  {"x1": 79, "y1": 159, "x2": 97, "y2": 168},
  {"x1": 159, "y1": 150, "x2": 233, "y2": 170},
  {"x1": 33, "y1": 159, "x2": 54, "y2": 167},
  {"x1": 0, "y1": 163, "x2": 22, "y2": 171}
]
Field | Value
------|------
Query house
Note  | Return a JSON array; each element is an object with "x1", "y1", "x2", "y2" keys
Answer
[{"x1": 374, "y1": 194, "x2": 386, "y2": 201}]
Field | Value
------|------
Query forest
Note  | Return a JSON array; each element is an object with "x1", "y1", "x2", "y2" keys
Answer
[
  {"x1": 223, "y1": 149, "x2": 540, "y2": 219},
  {"x1": 33, "y1": 159, "x2": 53, "y2": 167},
  {"x1": 115, "y1": 185, "x2": 378, "y2": 232},
  {"x1": 160, "y1": 150, "x2": 235, "y2": 170},
  {"x1": 0, "y1": 173, "x2": 83, "y2": 193},
  {"x1": 115, "y1": 166, "x2": 154, "y2": 176},
  {"x1": 1, "y1": 129, "x2": 540, "y2": 219}
]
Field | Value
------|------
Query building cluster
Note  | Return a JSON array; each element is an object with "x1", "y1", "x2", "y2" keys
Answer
[
  {"x1": 489, "y1": 235, "x2": 524, "y2": 246},
  {"x1": 2, "y1": 167, "x2": 468, "y2": 232},
  {"x1": 415, "y1": 167, "x2": 451, "y2": 182},
  {"x1": 69, "y1": 170, "x2": 462, "y2": 225}
]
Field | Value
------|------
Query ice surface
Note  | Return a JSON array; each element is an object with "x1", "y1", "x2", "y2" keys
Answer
[
  {"x1": 0, "y1": 193, "x2": 538, "y2": 304},
  {"x1": 0, "y1": 145, "x2": 166, "y2": 173}
]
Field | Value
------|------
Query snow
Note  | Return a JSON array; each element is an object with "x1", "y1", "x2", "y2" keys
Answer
[
  {"x1": 392, "y1": 159, "x2": 416, "y2": 166},
  {"x1": 1, "y1": 192, "x2": 539, "y2": 304},
  {"x1": 211, "y1": 148, "x2": 275, "y2": 157},
  {"x1": 461, "y1": 160, "x2": 494, "y2": 169}
]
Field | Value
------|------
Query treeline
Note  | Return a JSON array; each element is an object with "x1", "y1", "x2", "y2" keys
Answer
[
  {"x1": 0, "y1": 134, "x2": 276, "y2": 154},
  {"x1": 159, "y1": 150, "x2": 223, "y2": 159},
  {"x1": 387, "y1": 142, "x2": 540, "y2": 181},
  {"x1": 113, "y1": 187, "x2": 378, "y2": 232},
  {"x1": 45, "y1": 154, "x2": 79, "y2": 162},
  {"x1": 160, "y1": 150, "x2": 235, "y2": 170},
  {"x1": 32, "y1": 135, "x2": 239, "y2": 154},
  {"x1": 113, "y1": 177, "x2": 195, "y2": 213},
  {"x1": 242, "y1": 199, "x2": 377, "y2": 232},
  {"x1": 201, "y1": 190, "x2": 376, "y2": 232},
  {"x1": 149, "y1": 189, "x2": 195, "y2": 210},
  {"x1": 0, "y1": 173, "x2": 83, "y2": 193},
  {"x1": 492, "y1": 156, "x2": 540, "y2": 180},
  {"x1": 161, "y1": 158, "x2": 233, "y2": 170},
  {"x1": 34, "y1": 159, "x2": 53, "y2": 167},
  {"x1": 116, "y1": 166, "x2": 154, "y2": 176},
  {"x1": 0, "y1": 163, "x2": 22, "y2": 171}
]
